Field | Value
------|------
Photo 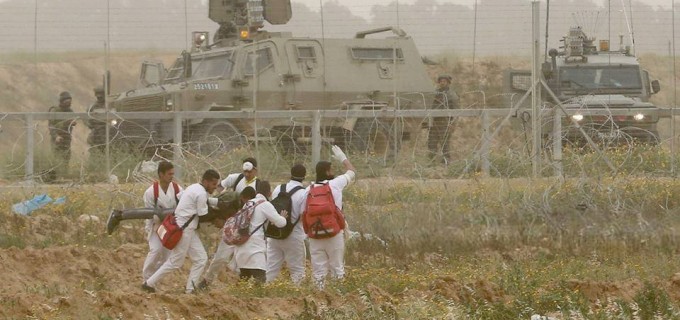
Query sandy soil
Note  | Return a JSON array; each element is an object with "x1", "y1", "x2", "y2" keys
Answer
[{"x1": 2, "y1": 242, "x2": 680, "y2": 319}]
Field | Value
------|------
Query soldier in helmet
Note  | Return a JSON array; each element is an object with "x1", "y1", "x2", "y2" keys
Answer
[
  {"x1": 86, "y1": 86, "x2": 107, "y2": 154},
  {"x1": 48, "y1": 91, "x2": 77, "y2": 180},
  {"x1": 427, "y1": 74, "x2": 459, "y2": 164}
]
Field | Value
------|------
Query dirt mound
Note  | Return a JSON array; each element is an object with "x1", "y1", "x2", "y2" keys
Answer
[
  {"x1": 0, "y1": 244, "x2": 308, "y2": 319},
  {"x1": 565, "y1": 279, "x2": 645, "y2": 302},
  {"x1": 429, "y1": 275, "x2": 505, "y2": 303}
]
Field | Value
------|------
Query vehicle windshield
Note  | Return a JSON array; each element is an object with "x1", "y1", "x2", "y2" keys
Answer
[
  {"x1": 191, "y1": 51, "x2": 234, "y2": 79},
  {"x1": 559, "y1": 66, "x2": 642, "y2": 91},
  {"x1": 164, "y1": 58, "x2": 185, "y2": 83}
]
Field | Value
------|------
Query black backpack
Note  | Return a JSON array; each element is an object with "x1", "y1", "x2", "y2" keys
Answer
[
  {"x1": 265, "y1": 184, "x2": 304, "y2": 239},
  {"x1": 232, "y1": 173, "x2": 258, "y2": 192}
]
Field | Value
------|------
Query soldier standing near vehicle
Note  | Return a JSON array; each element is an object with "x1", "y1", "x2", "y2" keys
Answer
[
  {"x1": 48, "y1": 91, "x2": 77, "y2": 180},
  {"x1": 427, "y1": 74, "x2": 459, "y2": 164},
  {"x1": 86, "y1": 86, "x2": 107, "y2": 154}
]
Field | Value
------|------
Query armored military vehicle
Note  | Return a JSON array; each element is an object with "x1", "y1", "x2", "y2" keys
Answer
[
  {"x1": 505, "y1": 26, "x2": 661, "y2": 146},
  {"x1": 108, "y1": 0, "x2": 433, "y2": 157}
]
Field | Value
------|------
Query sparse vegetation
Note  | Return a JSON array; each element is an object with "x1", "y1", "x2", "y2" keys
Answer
[
  {"x1": 4, "y1": 52, "x2": 680, "y2": 318},
  {"x1": 4, "y1": 146, "x2": 680, "y2": 318}
]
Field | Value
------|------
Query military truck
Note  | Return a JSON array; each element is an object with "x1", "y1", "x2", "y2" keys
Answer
[
  {"x1": 108, "y1": 0, "x2": 433, "y2": 157},
  {"x1": 504, "y1": 26, "x2": 661, "y2": 146}
]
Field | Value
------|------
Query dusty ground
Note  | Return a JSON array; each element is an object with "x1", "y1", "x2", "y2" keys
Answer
[
  {"x1": 0, "y1": 244, "x2": 307, "y2": 319},
  {"x1": 3, "y1": 239, "x2": 680, "y2": 319},
  {"x1": 2, "y1": 180, "x2": 680, "y2": 319}
]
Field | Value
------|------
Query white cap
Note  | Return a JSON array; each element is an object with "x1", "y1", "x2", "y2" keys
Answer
[{"x1": 242, "y1": 162, "x2": 255, "y2": 171}]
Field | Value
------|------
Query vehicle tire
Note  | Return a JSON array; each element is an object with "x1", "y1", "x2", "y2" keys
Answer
[
  {"x1": 192, "y1": 121, "x2": 246, "y2": 156},
  {"x1": 346, "y1": 118, "x2": 402, "y2": 160},
  {"x1": 272, "y1": 126, "x2": 307, "y2": 158},
  {"x1": 108, "y1": 120, "x2": 157, "y2": 154},
  {"x1": 619, "y1": 127, "x2": 661, "y2": 146}
]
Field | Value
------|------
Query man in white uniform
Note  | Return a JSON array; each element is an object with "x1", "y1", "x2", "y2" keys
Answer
[
  {"x1": 307, "y1": 145, "x2": 355, "y2": 289},
  {"x1": 142, "y1": 169, "x2": 220, "y2": 294},
  {"x1": 266, "y1": 164, "x2": 307, "y2": 284},
  {"x1": 217, "y1": 157, "x2": 259, "y2": 194},
  {"x1": 233, "y1": 183, "x2": 287, "y2": 283},
  {"x1": 141, "y1": 161, "x2": 183, "y2": 282},
  {"x1": 198, "y1": 157, "x2": 259, "y2": 289}
]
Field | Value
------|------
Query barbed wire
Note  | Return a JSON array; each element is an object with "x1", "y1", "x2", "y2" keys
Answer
[{"x1": 0, "y1": 100, "x2": 675, "y2": 185}]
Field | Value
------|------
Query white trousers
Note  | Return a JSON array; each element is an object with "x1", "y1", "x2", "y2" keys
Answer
[
  {"x1": 308, "y1": 231, "x2": 345, "y2": 289},
  {"x1": 266, "y1": 234, "x2": 306, "y2": 284},
  {"x1": 203, "y1": 238, "x2": 236, "y2": 283},
  {"x1": 142, "y1": 230, "x2": 169, "y2": 281},
  {"x1": 145, "y1": 228, "x2": 207, "y2": 293}
]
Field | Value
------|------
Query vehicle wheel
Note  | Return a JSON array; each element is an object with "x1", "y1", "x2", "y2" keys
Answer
[
  {"x1": 346, "y1": 118, "x2": 402, "y2": 160},
  {"x1": 193, "y1": 121, "x2": 246, "y2": 156},
  {"x1": 273, "y1": 126, "x2": 307, "y2": 158},
  {"x1": 619, "y1": 127, "x2": 661, "y2": 146},
  {"x1": 108, "y1": 120, "x2": 157, "y2": 154}
]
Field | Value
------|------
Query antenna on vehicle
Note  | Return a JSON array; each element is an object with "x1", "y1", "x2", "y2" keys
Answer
[
  {"x1": 319, "y1": 0, "x2": 327, "y2": 105},
  {"x1": 572, "y1": 11, "x2": 601, "y2": 37},
  {"x1": 544, "y1": 0, "x2": 550, "y2": 63},
  {"x1": 620, "y1": 0, "x2": 635, "y2": 55}
]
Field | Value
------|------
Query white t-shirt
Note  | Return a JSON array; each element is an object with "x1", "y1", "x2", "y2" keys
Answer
[
  {"x1": 143, "y1": 182, "x2": 183, "y2": 232},
  {"x1": 174, "y1": 183, "x2": 210, "y2": 230},
  {"x1": 143, "y1": 182, "x2": 183, "y2": 208},
  {"x1": 233, "y1": 194, "x2": 287, "y2": 270},
  {"x1": 270, "y1": 180, "x2": 306, "y2": 237},
  {"x1": 220, "y1": 173, "x2": 258, "y2": 193}
]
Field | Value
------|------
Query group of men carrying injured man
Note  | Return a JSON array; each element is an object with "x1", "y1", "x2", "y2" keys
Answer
[{"x1": 107, "y1": 145, "x2": 355, "y2": 293}]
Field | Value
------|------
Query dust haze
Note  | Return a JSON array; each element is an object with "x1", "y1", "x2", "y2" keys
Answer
[{"x1": 0, "y1": 0, "x2": 677, "y2": 56}]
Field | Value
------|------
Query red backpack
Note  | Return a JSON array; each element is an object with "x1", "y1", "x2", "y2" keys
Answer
[
  {"x1": 302, "y1": 183, "x2": 345, "y2": 239},
  {"x1": 153, "y1": 181, "x2": 181, "y2": 207}
]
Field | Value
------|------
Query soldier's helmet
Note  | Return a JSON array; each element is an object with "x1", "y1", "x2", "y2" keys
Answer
[
  {"x1": 59, "y1": 91, "x2": 72, "y2": 102},
  {"x1": 94, "y1": 86, "x2": 105, "y2": 95},
  {"x1": 437, "y1": 74, "x2": 452, "y2": 83}
]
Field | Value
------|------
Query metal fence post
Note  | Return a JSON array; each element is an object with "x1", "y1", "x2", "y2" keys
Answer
[
  {"x1": 173, "y1": 112, "x2": 183, "y2": 180},
  {"x1": 531, "y1": 1, "x2": 542, "y2": 178},
  {"x1": 552, "y1": 108, "x2": 563, "y2": 177},
  {"x1": 480, "y1": 110, "x2": 490, "y2": 176},
  {"x1": 25, "y1": 113, "x2": 34, "y2": 180},
  {"x1": 312, "y1": 110, "x2": 321, "y2": 166}
]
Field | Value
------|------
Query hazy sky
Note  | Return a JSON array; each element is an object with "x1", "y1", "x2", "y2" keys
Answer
[
  {"x1": 292, "y1": 0, "x2": 675, "y2": 17},
  {"x1": 0, "y1": 0, "x2": 676, "y2": 54}
]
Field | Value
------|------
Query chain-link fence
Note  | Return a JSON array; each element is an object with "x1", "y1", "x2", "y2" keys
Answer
[{"x1": 1, "y1": 105, "x2": 678, "y2": 184}]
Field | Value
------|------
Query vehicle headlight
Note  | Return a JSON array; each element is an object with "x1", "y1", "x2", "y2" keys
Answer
[
  {"x1": 572, "y1": 114, "x2": 584, "y2": 121},
  {"x1": 110, "y1": 119, "x2": 118, "y2": 126},
  {"x1": 165, "y1": 99, "x2": 174, "y2": 111},
  {"x1": 634, "y1": 113, "x2": 645, "y2": 121}
]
